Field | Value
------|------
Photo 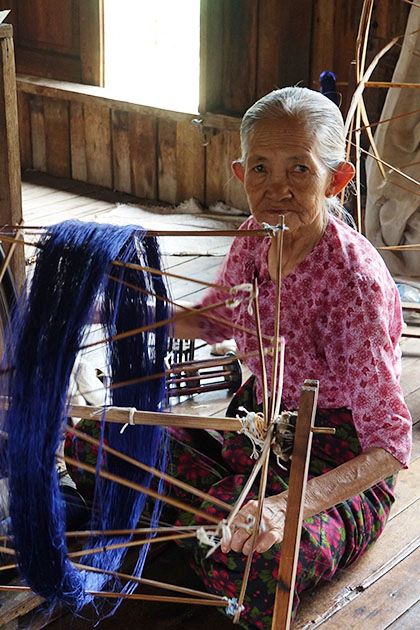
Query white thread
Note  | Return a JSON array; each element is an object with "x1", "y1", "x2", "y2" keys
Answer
[
  {"x1": 272, "y1": 410, "x2": 297, "y2": 466},
  {"x1": 196, "y1": 520, "x2": 234, "y2": 559},
  {"x1": 120, "y1": 407, "x2": 136, "y2": 434},
  {"x1": 196, "y1": 526, "x2": 218, "y2": 549},
  {"x1": 237, "y1": 408, "x2": 266, "y2": 459},
  {"x1": 261, "y1": 222, "x2": 290, "y2": 237},
  {"x1": 90, "y1": 407, "x2": 105, "y2": 417},
  {"x1": 226, "y1": 283, "x2": 255, "y2": 315},
  {"x1": 224, "y1": 597, "x2": 245, "y2": 617}
]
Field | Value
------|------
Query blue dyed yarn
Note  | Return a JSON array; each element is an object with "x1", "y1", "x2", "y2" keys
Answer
[
  {"x1": 0, "y1": 221, "x2": 170, "y2": 611},
  {"x1": 320, "y1": 70, "x2": 340, "y2": 107}
]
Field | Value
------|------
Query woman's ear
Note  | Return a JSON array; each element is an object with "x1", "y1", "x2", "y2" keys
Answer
[
  {"x1": 232, "y1": 160, "x2": 245, "y2": 183},
  {"x1": 327, "y1": 162, "x2": 355, "y2": 196}
]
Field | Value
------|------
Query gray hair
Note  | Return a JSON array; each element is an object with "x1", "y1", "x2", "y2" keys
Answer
[{"x1": 239, "y1": 86, "x2": 354, "y2": 220}]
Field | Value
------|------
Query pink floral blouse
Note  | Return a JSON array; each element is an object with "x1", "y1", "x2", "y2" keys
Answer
[{"x1": 198, "y1": 214, "x2": 412, "y2": 467}]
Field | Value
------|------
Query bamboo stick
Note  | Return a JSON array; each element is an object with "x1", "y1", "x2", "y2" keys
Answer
[
  {"x1": 1, "y1": 533, "x2": 197, "y2": 561},
  {"x1": 353, "y1": 108, "x2": 420, "y2": 133},
  {"x1": 355, "y1": 143, "x2": 420, "y2": 188},
  {"x1": 387, "y1": 179, "x2": 420, "y2": 198},
  {"x1": 61, "y1": 454, "x2": 220, "y2": 524},
  {"x1": 344, "y1": 36, "x2": 400, "y2": 135},
  {"x1": 360, "y1": 99, "x2": 387, "y2": 180},
  {"x1": 88, "y1": 591, "x2": 229, "y2": 606},
  {"x1": 354, "y1": 0, "x2": 374, "y2": 233},
  {"x1": 269, "y1": 216, "x2": 285, "y2": 425},
  {"x1": 80, "y1": 299, "x2": 225, "y2": 349},
  {"x1": 0, "y1": 226, "x2": 270, "y2": 238},
  {"x1": 66, "y1": 425, "x2": 232, "y2": 511},
  {"x1": 233, "y1": 426, "x2": 274, "y2": 624},
  {"x1": 107, "y1": 271, "x2": 273, "y2": 344},
  {"x1": 365, "y1": 81, "x2": 420, "y2": 89},
  {"x1": 402, "y1": 0, "x2": 420, "y2": 8},
  {"x1": 0, "y1": 562, "x2": 16, "y2": 571},
  {"x1": 378, "y1": 244, "x2": 420, "y2": 251},
  {"x1": 0, "y1": 234, "x2": 41, "y2": 248},
  {"x1": 233, "y1": 271, "x2": 282, "y2": 623},
  {"x1": 68, "y1": 404, "x2": 242, "y2": 431},
  {"x1": 226, "y1": 427, "x2": 273, "y2": 528},
  {"x1": 68, "y1": 532, "x2": 196, "y2": 560},
  {"x1": 81, "y1": 295, "x2": 273, "y2": 351},
  {"x1": 0, "y1": 585, "x2": 229, "y2": 606},
  {"x1": 0, "y1": 222, "x2": 24, "y2": 284},
  {"x1": 137, "y1": 229, "x2": 268, "y2": 238},
  {"x1": 0, "y1": 524, "x2": 217, "y2": 542},
  {"x1": 72, "y1": 562, "x2": 224, "y2": 600},
  {"x1": 253, "y1": 279, "x2": 269, "y2": 423},
  {"x1": 355, "y1": 103, "x2": 363, "y2": 231},
  {"x1": 112, "y1": 260, "x2": 229, "y2": 293}
]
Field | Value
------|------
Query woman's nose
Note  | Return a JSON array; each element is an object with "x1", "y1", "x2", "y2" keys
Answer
[{"x1": 268, "y1": 173, "x2": 291, "y2": 198}]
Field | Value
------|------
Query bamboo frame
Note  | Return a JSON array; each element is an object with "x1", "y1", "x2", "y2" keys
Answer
[
  {"x1": 61, "y1": 454, "x2": 220, "y2": 525},
  {"x1": 66, "y1": 424, "x2": 232, "y2": 512},
  {"x1": 233, "y1": 224, "x2": 285, "y2": 623}
]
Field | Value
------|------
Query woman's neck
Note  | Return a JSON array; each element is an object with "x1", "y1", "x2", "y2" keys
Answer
[{"x1": 268, "y1": 212, "x2": 328, "y2": 281}]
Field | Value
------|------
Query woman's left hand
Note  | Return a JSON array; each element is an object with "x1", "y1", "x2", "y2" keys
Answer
[{"x1": 221, "y1": 494, "x2": 287, "y2": 556}]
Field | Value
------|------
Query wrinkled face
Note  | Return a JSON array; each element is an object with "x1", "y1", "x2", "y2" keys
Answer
[{"x1": 240, "y1": 117, "x2": 332, "y2": 232}]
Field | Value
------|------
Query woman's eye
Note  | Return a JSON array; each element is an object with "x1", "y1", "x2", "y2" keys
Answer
[
  {"x1": 293, "y1": 164, "x2": 309, "y2": 174},
  {"x1": 253, "y1": 164, "x2": 266, "y2": 173}
]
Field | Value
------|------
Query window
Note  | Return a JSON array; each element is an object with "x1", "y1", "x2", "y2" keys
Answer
[{"x1": 104, "y1": 0, "x2": 200, "y2": 113}]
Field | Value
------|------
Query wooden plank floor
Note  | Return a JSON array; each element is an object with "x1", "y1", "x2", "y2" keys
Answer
[{"x1": 1, "y1": 173, "x2": 419, "y2": 629}]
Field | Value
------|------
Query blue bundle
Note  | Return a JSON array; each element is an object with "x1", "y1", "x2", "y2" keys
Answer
[
  {"x1": 320, "y1": 70, "x2": 340, "y2": 107},
  {"x1": 0, "y1": 221, "x2": 170, "y2": 612}
]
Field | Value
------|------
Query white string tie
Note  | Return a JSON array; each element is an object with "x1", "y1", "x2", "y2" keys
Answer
[
  {"x1": 90, "y1": 406, "x2": 106, "y2": 418},
  {"x1": 120, "y1": 407, "x2": 136, "y2": 434},
  {"x1": 261, "y1": 221, "x2": 290, "y2": 237},
  {"x1": 226, "y1": 283, "x2": 255, "y2": 315},
  {"x1": 237, "y1": 407, "x2": 266, "y2": 459},
  {"x1": 196, "y1": 526, "x2": 218, "y2": 550},
  {"x1": 197, "y1": 516, "x2": 254, "y2": 559},
  {"x1": 224, "y1": 597, "x2": 245, "y2": 617},
  {"x1": 196, "y1": 520, "x2": 232, "y2": 558},
  {"x1": 219, "y1": 519, "x2": 232, "y2": 547}
]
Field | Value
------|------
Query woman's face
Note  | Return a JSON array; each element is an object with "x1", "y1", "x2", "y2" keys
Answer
[{"x1": 235, "y1": 117, "x2": 332, "y2": 233}]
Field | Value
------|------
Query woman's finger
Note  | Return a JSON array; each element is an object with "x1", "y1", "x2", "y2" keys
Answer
[
  {"x1": 230, "y1": 526, "x2": 251, "y2": 553},
  {"x1": 255, "y1": 528, "x2": 282, "y2": 553},
  {"x1": 241, "y1": 527, "x2": 282, "y2": 556}
]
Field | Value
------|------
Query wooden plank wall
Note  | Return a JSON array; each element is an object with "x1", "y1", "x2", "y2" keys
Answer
[
  {"x1": 16, "y1": 87, "x2": 248, "y2": 210},
  {"x1": 14, "y1": 0, "x2": 409, "y2": 211}
]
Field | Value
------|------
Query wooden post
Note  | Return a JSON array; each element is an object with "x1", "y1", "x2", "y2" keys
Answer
[
  {"x1": 271, "y1": 380, "x2": 319, "y2": 630},
  {"x1": 0, "y1": 23, "x2": 25, "y2": 289}
]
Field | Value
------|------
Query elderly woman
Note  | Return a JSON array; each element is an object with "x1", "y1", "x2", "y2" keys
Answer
[{"x1": 172, "y1": 86, "x2": 412, "y2": 628}]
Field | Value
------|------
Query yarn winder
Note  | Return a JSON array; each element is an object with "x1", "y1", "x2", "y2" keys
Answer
[{"x1": 166, "y1": 350, "x2": 242, "y2": 401}]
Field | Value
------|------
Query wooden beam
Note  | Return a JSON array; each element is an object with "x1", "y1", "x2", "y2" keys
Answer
[
  {"x1": 79, "y1": 0, "x2": 104, "y2": 86},
  {"x1": 272, "y1": 380, "x2": 319, "y2": 630},
  {"x1": 0, "y1": 24, "x2": 24, "y2": 289},
  {"x1": 17, "y1": 75, "x2": 242, "y2": 131}
]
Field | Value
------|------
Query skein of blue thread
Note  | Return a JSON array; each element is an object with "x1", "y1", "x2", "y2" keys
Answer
[
  {"x1": 1, "y1": 221, "x2": 170, "y2": 611},
  {"x1": 79, "y1": 231, "x2": 170, "y2": 613}
]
